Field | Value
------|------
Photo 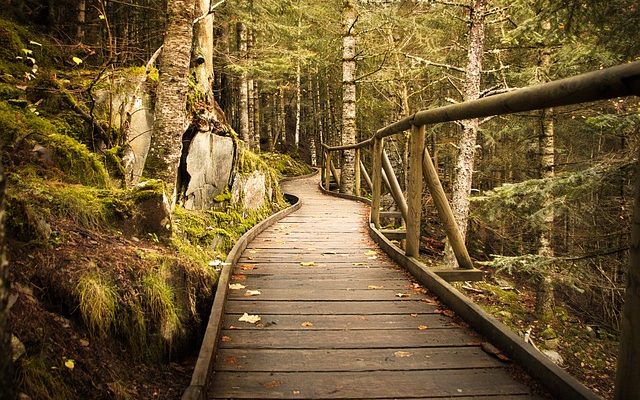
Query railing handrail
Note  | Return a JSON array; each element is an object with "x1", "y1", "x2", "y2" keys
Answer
[{"x1": 322, "y1": 61, "x2": 640, "y2": 151}]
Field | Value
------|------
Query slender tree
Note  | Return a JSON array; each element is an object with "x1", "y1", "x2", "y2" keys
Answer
[
  {"x1": 0, "y1": 159, "x2": 12, "y2": 400},
  {"x1": 444, "y1": 0, "x2": 487, "y2": 267},
  {"x1": 340, "y1": 0, "x2": 357, "y2": 193}
]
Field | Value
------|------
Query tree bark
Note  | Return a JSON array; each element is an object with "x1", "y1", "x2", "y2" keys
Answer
[
  {"x1": 535, "y1": 46, "x2": 555, "y2": 319},
  {"x1": 237, "y1": 21, "x2": 251, "y2": 146},
  {"x1": 147, "y1": 0, "x2": 195, "y2": 206},
  {"x1": 614, "y1": 158, "x2": 640, "y2": 398},
  {"x1": 0, "y1": 159, "x2": 13, "y2": 400},
  {"x1": 194, "y1": 0, "x2": 215, "y2": 102},
  {"x1": 76, "y1": 0, "x2": 86, "y2": 42},
  {"x1": 340, "y1": 0, "x2": 357, "y2": 194},
  {"x1": 444, "y1": 0, "x2": 486, "y2": 268}
]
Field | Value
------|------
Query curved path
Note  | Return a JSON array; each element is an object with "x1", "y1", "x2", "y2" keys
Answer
[{"x1": 209, "y1": 175, "x2": 541, "y2": 399}]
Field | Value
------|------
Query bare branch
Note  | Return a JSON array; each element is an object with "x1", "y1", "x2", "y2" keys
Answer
[
  {"x1": 404, "y1": 54, "x2": 465, "y2": 73},
  {"x1": 193, "y1": 0, "x2": 226, "y2": 25},
  {"x1": 432, "y1": 0, "x2": 471, "y2": 9}
]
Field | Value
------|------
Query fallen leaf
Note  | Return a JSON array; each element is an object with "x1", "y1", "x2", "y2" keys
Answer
[
  {"x1": 395, "y1": 293, "x2": 410, "y2": 298},
  {"x1": 365, "y1": 250, "x2": 377, "y2": 256},
  {"x1": 367, "y1": 256, "x2": 378, "y2": 260},
  {"x1": 293, "y1": 390, "x2": 301, "y2": 395},
  {"x1": 301, "y1": 321, "x2": 314, "y2": 328},
  {"x1": 79, "y1": 339, "x2": 90, "y2": 347},
  {"x1": 248, "y1": 250, "x2": 258, "y2": 254},
  {"x1": 232, "y1": 274, "x2": 247, "y2": 281},
  {"x1": 64, "y1": 359, "x2": 75, "y2": 369},
  {"x1": 262, "y1": 380, "x2": 283, "y2": 389},
  {"x1": 239, "y1": 313, "x2": 261, "y2": 324},
  {"x1": 225, "y1": 356, "x2": 238, "y2": 365},
  {"x1": 368, "y1": 285, "x2": 384, "y2": 289},
  {"x1": 481, "y1": 342, "x2": 510, "y2": 362},
  {"x1": 434, "y1": 309, "x2": 455, "y2": 317},
  {"x1": 418, "y1": 325, "x2": 429, "y2": 330},
  {"x1": 394, "y1": 351, "x2": 413, "y2": 358},
  {"x1": 300, "y1": 261, "x2": 316, "y2": 267},
  {"x1": 229, "y1": 283, "x2": 246, "y2": 290},
  {"x1": 410, "y1": 313, "x2": 418, "y2": 317},
  {"x1": 221, "y1": 335, "x2": 231, "y2": 342},
  {"x1": 244, "y1": 290, "x2": 262, "y2": 296},
  {"x1": 240, "y1": 265, "x2": 256, "y2": 271},
  {"x1": 352, "y1": 262, "x2": 367, "y2": 266},
  {"x1": 228, "y1": 325, "x2": 237, "y2": 329}
]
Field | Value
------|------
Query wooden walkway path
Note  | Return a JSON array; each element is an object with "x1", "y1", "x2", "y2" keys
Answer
[{"x1": 209, "y1": 175, "x2": 541, "y2": 399}]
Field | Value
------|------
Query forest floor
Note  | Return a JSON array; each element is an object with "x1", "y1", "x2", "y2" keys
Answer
[{"x1": 458, "y1": 273, "x2": 618, "y2": 399}]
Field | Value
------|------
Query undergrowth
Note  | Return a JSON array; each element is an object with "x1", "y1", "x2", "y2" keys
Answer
[{"x1": 76, "y1": 271, "x2": 118, "y2": 337}]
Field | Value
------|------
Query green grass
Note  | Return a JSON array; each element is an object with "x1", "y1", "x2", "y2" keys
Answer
[{"x1": 76, "y1": 271, "x2": 118, "y2": 337}]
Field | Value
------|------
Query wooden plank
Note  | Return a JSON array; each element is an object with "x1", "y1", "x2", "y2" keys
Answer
[
  {"x1": 209, "y1": 369, "x2": 532, "y2": 399},
  {"x1": 225, "y1": 300, "x2": 438, "y2": 315},
  {"x1": 226, "y1": 288, "x2": 429, "y2": 301},
  {"x1": 222, "y1": 313, "x2": 452, "y2": 330},
  {"x1": 218, "y1": 328, "x2": 479, "y2": 349},
  {"x1": 227, "y1": 278, "x2": 416, "y2": 289},
  {"x1": 214, "y1": 347, "x2": 502, "y2": 372}
]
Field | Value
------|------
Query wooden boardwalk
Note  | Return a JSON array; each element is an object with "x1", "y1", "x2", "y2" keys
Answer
[{"x1": 209, "y1": 175, "x2": 541, "y2": 399}]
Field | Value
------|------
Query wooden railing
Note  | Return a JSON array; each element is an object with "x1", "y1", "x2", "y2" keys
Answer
[
  {"x1": 322, "y1": 61, "x2": 640, "y2": 272},
  {"x1": 320, "y1": 60, "x2": 640, "y2": 399}
]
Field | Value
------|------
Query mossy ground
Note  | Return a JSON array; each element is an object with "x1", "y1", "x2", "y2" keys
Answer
[{"x1": 459, "y1": 275, "x2": 618, "y2": 398}]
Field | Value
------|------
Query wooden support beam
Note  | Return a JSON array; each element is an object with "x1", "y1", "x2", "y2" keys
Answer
[
  {"x1": 355, "y1": 148, "x2": 361, "y2": 197},
  {"x1": 406, "y1": 124, "x2": 425, "y2": 258},
  {"x1": 381, "y1": 149, "x2": 408, "y2": 222},
  {"x1": 421, "y1": 146, "x2": 474, "y2": 270},
  {"x1": 380, "y1": 211, "x2": 402, "y2": 219},
  {"x1": 360, "y1": 160, "x2": 373, "y2": 191},
  {"x1": 324, "y1": 150, "x2": 331, "y2": 191},
  {"x1": 371, "y1": 138, "x2": 383, "y2": 228},
  {"x1": 330, "y1": 159, "x2": 341, "y2": 190},
  {"x1": 379, "y1": 229, "x2": 406, "y2": 240}
]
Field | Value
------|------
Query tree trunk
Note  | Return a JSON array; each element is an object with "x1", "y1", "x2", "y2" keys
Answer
[
  {"x1": 535, "y1": 47, "x2": 555, "y2": 319},
  {"x1": 76, "y1": 0, "x2": 86, "y2": 42},
  {"x1": 147, "y1": 0, "x2": 195, "y2": 206},
  {"x1": 0, "y1": 160, "x2": 13, "y2": 400},
  {"x1": 444, "y1": 0, "x2": 486, "y2": 268},
  {"x1": 340, "y1": 0, "x2": 357, "y2": 194},
  {"x1": 253, "y1": 80, "x2": 261, "y2": 150},
  {"x1": 614, "y1": 159, "x2": 640, "y2": 398},
  {"x1": 237, "y1": 21, "x2": 251, "y2": 146},
  {"x1": 194, "y1": 0, "x2": 215, "y2": 102}
]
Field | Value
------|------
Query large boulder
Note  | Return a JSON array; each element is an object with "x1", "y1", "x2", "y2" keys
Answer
[{"x1": 182, "y1": 132, "x2": 235, "y2": 210}]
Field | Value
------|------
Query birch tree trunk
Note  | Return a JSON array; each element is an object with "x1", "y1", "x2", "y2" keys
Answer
[
  {"x1": 444, "y1": 0, "x2": 486, "y2": 268},
  {"x1": 237, "y1": 21, "x2": 251, "y2": 146},
  {"x1": 340, "y1": 0, "x2": 357, "y2": 193},
  {"x1": 76, "y1": 0, "x2": 86, "y2": 42},
  {"x1": 0, "y1": 159, "x2": 13, "y2": 400},
  {"x1": 147, "y1": 0, "x2": 195, "y2": 206}
]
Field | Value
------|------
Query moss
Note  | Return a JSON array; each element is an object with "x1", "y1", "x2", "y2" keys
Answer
[
  {"x1": 45, "y1": 133, "x2": 110, "y2": 188},
  {"x1": 128, "y1": 179, "x2": 165, "y2": 202},
  {"x1": 16, "y1": 356, "x2": 74, "y2": 400},
  {"x1": 212, "y1": 188, "x2": 232, "y2": 203},
  {"x1": 141, "y1": 268, "x2": 183, "y2": 346},
  {"x1": 0, "y1": 82, "x2": 23, "y2": 100},
  {"x1": 260, "y1": 151, "x2": 314, "y2": 177},
  {"x1": 103, "y1": 145, "x2": 126, "y2": 181}
]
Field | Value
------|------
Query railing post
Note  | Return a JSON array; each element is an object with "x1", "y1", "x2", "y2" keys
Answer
[
  {"x1": 422, "y1": 144, "x2": 475, "y2": 270},
  {"x1": 371, "y1": 137, "x2": 383, "y2": 228},
  {"x1": 355, "y1": 148, "x2": 361, "y2": 196},
  {"x1": 406, "y1": 124, "x2": 425, "y2": 258},
  {"x1": 324, "y1": 150, "x2": 331, "y2": 191}
]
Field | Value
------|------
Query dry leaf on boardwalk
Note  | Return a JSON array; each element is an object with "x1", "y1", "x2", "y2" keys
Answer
[
  {"x1": 365, "y1": 250, "x2": 377, "y2": 256},
  {"x1": 225, "y1": 356, "x2": 238, "y2": 365},
  {"x1": 221, "y1": 335, "x2": 231, "y2": 342},
  {"x1": 232, "y1": 274, "x2": 247, "y2": 281},
  {"x1": 238, "y1": 313, "x2": 261, "y2": 324},
  {"x1": 300, "y1": 261, "x2": 316, "y2": 267},
  {"x1": 301, "y1": 321, "x2": 314, "y2": 328},
  {"x1": 394, "y1": 351, "x2": 413, "y2": 358},
  {"x1": 395, "y1": 293, "x2": 410, "y2": 298},
  {"x1": 352, "y1": 262, "x2": 367, "y2": 266},
  {"x1": 367, "y1": 285, "x2": 384, "y2": 290},
  {"x1": 244, "y1": 290, "x2": 261, "y2": 296},
  {"x1": 240, "y1": 265, "x2": 255, "y2": 270},
  {"x1": 418, "y1": 325, "x2": 429, "y2": 330},
  {"x1": 262, "y1": 380, "x2": 283, "y2": 389},
  {"x1": 228, "y1": 283, "x2": 246, "y2": 290},
  {"x1": 410, "y1": 313, "x2": 418, "y2": 317}
]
